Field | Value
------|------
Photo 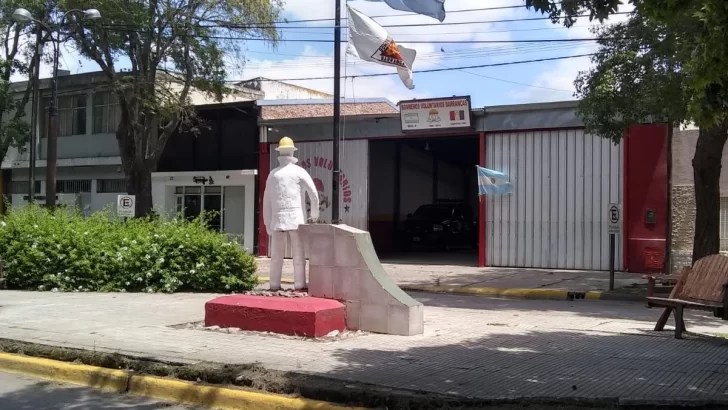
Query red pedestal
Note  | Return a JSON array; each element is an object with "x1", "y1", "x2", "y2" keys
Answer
[{"x1": 204, "y1": 295, "x2": 346, "y2": 338}]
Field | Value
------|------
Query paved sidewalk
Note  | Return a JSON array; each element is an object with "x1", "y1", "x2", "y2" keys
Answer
[
  {"x1": 1, "y1": 290, "x2": 727, "y2": 403},
  {"x1": 256, "y1": 257, "x2": 648, "y2": 293}
]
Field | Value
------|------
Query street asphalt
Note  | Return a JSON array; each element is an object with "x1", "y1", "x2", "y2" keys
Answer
[{"x1": 0, "y1": 371, "x2": 196, "y2": 410}]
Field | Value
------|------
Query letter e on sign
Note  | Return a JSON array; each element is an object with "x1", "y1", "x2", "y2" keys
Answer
[
  {"x1": 607, "y1": 203, "x2": 621, "y2": 235},
  {"x1": 117, "y1": 195, "x2": 136, "y2": 218}
]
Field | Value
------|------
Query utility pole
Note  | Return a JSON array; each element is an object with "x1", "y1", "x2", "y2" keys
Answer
[
  {"x1": 28, "y1": 28, "x2": 42, "y2": 204},
  {"x1": 46, "y1": 35, "x2": 60, "y2": 209},
  {"x1": 331, "y1": 0, "x2": 342, "y2": 224}
]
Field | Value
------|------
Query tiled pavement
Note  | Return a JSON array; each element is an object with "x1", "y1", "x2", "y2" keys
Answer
[
  {"x1": 256, "y1": 256, "x2": 647, "y2": 292},
  {"x1": 1, "y1": 290, "x2": 727, "y2": 402}
]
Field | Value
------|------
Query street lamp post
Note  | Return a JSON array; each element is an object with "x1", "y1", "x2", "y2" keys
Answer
[{"x1": 13, "y1": 8, "x2": 101, "y2": 208}]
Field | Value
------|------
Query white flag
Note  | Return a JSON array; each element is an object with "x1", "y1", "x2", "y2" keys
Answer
[{"x1": 346, "y1": 5, "x2": 416, "y2": 89}]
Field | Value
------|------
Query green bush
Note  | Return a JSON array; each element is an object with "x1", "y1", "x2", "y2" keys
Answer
[{"x1": 0, "y1": 206, "x2": 257, "y2": 293}]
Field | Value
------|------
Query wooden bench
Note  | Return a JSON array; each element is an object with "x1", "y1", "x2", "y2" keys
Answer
[
  {"x1": 647, "y1": 254, "x2": 728, "y2": 339},
  {"x1": 643, "y1": 272, "x2": 680, "y2": 298}
]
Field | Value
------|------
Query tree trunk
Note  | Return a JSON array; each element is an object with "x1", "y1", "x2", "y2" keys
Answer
[
  {"x1": 125, "y1": 165, "x2": 153, "y2": 217},
  {"x1": 691, "y1": 124, "x2": 728, "y2": 263},
  {"x1": 117, "y1": 115, "x2": 154, "y2": 218}
]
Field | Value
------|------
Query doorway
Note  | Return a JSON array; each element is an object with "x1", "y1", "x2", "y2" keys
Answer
[{"x1": 175, "y1": 185, "x2": 223, "y2": 231}]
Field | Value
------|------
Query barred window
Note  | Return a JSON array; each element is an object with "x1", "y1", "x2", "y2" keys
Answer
[
  {"x1": 56, "y1": 180, "x2": 91, "y2": 193},
  {"x1": 9, "y1": 181, "x2": 41, "y2": 194},
  {"x1": 96, "y1": 179, "x2": 126, "y2": 193}
]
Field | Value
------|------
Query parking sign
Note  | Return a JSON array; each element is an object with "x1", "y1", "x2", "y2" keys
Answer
[{"x1": 117, "y1": 195, "x2": 136, "y2": 218}]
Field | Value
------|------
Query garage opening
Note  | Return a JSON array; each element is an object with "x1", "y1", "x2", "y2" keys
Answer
[{"x1": 368, "y1": 136, "x2": 480, "y2": 266}]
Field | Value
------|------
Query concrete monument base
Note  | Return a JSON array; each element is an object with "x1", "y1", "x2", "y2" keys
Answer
[
  {"x1": 205, "y1": 295, "x2": 346, "y2": 338},
  {"x1": 301, "y1": 224, "x2": 424, "y2": 336}
]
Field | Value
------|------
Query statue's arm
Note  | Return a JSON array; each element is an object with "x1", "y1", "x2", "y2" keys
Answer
[
  {"x1": 300, "y1": 171, "x2": 320, "y2": 221},
  {"x1": 262, "y1": 175, "x2": 273, "y2": 231}
]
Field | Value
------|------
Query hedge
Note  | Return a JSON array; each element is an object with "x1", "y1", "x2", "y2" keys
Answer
[{"x1": 0, "y1": 206, "x2": 257, "y2": 293}]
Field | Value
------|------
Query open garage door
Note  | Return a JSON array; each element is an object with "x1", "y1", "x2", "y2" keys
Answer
[{"x1": 484, "y1": 129, "x2": 624, "y2": 271}]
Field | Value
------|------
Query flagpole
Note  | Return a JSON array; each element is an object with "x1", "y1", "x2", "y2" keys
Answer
[{"x1": 331, "y1": 0, "x2": 342, "y2": 224}]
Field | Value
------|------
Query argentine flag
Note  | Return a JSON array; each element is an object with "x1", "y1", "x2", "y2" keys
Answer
[
  {"x1": 476, "y1": 166, "x2": 513, "y2": 196},
  {"x1": 364, "y1": 0, "x2": 446, "y2": 22}
]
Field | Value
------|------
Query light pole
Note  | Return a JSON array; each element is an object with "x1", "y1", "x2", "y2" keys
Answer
[
  {"x1": 331, "y1": 0, "x2": 341, "y2": 224},
  {"x1": 13, "y1": 8, "x2": 101, "y2": 208}
]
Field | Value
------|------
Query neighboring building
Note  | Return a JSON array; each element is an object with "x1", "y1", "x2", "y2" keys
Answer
[
  {"x1": 0, "y1": 72, "x2": 333, "y2": 252},
  {"x1": 670, "y1": 125, "x2": 728, "y2": 272},
  {"x1": 237, "y1": 77, "x2": 332, "y2": 100}
]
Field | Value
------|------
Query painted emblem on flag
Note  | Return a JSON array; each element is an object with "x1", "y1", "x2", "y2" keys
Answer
[{"x1": 371, "y1": 37, "x2": 408, "y2": 68}]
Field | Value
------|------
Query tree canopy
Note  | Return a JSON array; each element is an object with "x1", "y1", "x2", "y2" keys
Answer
[
  {"x1": 55, "y1": 0, "x2": 283, "y2": 215},
  {"x1": 0, "y1": 0, "x2": 48, "y2": 164},
  {"x1": 573, "y1": 14, "x2": 690, "y2": 143}
]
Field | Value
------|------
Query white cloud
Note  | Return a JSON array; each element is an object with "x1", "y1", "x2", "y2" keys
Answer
[{"x1": 234, "y1": 0, "x2": 529, "y2": 102}]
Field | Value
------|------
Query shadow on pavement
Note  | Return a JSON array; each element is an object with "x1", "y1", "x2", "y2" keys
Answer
[{"x1": 324, "y1": 328, "x2": 728, "y2": 404}]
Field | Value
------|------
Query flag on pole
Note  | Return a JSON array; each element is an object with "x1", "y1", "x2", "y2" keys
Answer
[
  {"x1": 364, "y1": 0, "x2": 446, "y2": 22},
  {"x1": 476, "y1": 166, "x2": 513, "y2": 196},
  {"x1": 347, "y1": 5, "x2": 417, "y2": 89}
]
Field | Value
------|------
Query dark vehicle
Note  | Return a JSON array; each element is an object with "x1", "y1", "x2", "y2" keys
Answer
[{"x1": 402, "y1": 201, "x2": 477, "y2": 251}]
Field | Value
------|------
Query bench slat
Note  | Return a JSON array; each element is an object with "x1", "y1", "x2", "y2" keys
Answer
[
  {"x1": 679, "y1": 255, "x2": 728, "y2": 303},
  {"x1": 646, "y1": 296, "x2": 722, "y2": 310}
]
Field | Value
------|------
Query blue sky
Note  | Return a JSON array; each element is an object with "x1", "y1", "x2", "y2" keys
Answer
[{"x1": 14, "y1": 0, "x2": 633, "y2": 107}]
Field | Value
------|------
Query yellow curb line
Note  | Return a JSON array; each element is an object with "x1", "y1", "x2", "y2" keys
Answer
[
  {"x1": 254, "y1": 276, "x2": 603, "y2": 301},
  {"x1": 0, "y1": 352, "x2": 129, "y2": 393},
  {"x1": 0, "y1": 352, "x2": 366, "y2": 410},
  {"x1": 401, "y1": 284, "x2": 603, "y2": 301}
]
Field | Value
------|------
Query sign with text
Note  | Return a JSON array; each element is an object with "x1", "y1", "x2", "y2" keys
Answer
[
  {"x1": 608, "y1": 203, "x2": 621, "y2": 235},
  {"x1": 399, "y1": 96, "x2": 472, "y2": 132},
  {"x1": 117, "y1": 195, "x2": 136, "y2": 218}
]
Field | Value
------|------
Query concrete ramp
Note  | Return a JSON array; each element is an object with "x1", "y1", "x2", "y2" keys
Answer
[{"x1": 301, "y1": 224, "x2": 424, "y2": 336}]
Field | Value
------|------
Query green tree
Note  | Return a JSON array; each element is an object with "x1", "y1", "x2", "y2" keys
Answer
[
  {"x1": 57, "y1": 0, "x2": 281, "y2": 216},
  {"x1": 530, "y1": 0, "x2": 728, "y2": 263},
  {"x1": 0, "y1": 1, "x2": 47, "y2": 172}
]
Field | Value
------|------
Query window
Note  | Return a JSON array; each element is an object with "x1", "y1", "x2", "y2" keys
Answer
[
  {"x1": 97, "y1": 179, "x2": 126, "y2": 193},
  {"x1": 41, "y1": 94, "x2": 87, "y2": 137},
  {"x1": 93, "y1": 91, "x2": 119, "y2": 134},
  {"x1": 56, "y1": 180, "x2": 91, "y2": 194},
  {"x1": 9, "y1": 181, "x2": 41, "y2": 195},
  {"x1": 721, "y1": 198, "x2": 728, "y2": 252}
]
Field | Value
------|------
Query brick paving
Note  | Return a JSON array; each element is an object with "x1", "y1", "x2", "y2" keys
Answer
[{"x1": 1, "y1": 290, "x2": 727, "y2": 403}]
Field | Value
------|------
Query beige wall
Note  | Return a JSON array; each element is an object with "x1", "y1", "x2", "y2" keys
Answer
[
  {"x1": 670, "y1": 127, "x2": 728, "y2": 271},
  {"x1": 672, "y1": 128, "x2": 728, "y2": 193}
]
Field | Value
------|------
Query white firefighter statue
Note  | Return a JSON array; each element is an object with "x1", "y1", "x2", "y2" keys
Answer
[{"x1": 263, "y1": 136, "x2": 320, "y2": 291}]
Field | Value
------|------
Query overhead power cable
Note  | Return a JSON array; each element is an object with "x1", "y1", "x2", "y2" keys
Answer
[
  {"x1": 223, "y1": 53, "x2": 594, "y2": 82},
  {"x1": 100, "y1": 11, "x2": 629, "y2": 32},
  {"x1": 104, "y1": 27, "x2": 608, "y2": 44}
]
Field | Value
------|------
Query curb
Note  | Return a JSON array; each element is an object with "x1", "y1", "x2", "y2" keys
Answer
[
  {"x1": 0, "y1": 352, "x2": 129, "y2": 392},
  {"x1": 0, "y1": 352, "x2": 364, "y2": 410},
  {"x1": 256, "y1": 277, "x2": 646, "y2": 302}
]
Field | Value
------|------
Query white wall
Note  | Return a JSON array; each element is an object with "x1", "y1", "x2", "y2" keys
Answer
[
  {"x1": 224, "y1": 186, "x2": 245, "y2": 235},
  {"x1": 151, "y1": 170, "x2": 257, "y2": 253}
]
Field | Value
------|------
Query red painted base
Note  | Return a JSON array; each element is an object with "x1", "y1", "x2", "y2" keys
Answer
[{"x1": 204, "y1": 295, "x2": 346, "y2": 338}]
